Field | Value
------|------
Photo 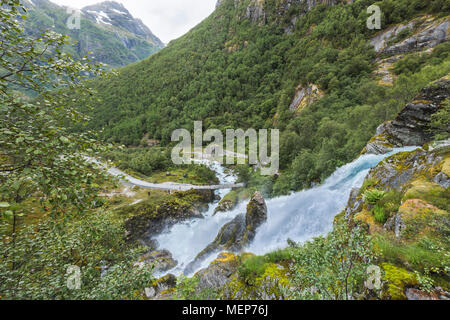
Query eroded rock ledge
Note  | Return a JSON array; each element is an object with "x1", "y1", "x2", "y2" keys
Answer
[{"x1": 363, "y1": 78, "x2": 450, "y2": 155}]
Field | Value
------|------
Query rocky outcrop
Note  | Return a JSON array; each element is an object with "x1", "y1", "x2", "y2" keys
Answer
[
  {"x1": 406, "y1": 287, "x2": 450, "y2": 301},
  {"x1": 345, "y1": 144, "x2": 449, "y2": 225},
  {"x1": 345, "y1": 188, "x2": 363, "y2": 219},
  {"x1": 245, "y1": 191, "x2": 268, "y2": 241},
  {"x1": 214, "y1": 192, "x2": 239, "y2": 215},
  {"x1": 365, "y1": 148, "x2": 447, "y2": 191},
  {"x1": 194, "y1": 253, "x2": 239, "y2": 293},
  {"x1": 363, "y1": 78, "x2": 450, "y2": 155},
  {"x1": 246, "y1": 0, "x2": 266, "y2": 24},
  {"x1": 289, "y1": 84, "x2": 323, "y2": 112},
  {"x1": 370, "y1": 16, "x2": 449, "y2": 55},
  {"x1": 373, "y1": 55, "x2": 403, "y2": 86},
  {"x1": 184, "y1": 192, "x2": 267, "y2": 274},
  {"x1": 145, "y1": 274, "x2": 177, "y2": 300},
  {"x1": 244, "y1": 0, "x2": 349, "y2": 27},
  {"x1": 384, "y1": 199, "x2": 445, "y2": 238}
]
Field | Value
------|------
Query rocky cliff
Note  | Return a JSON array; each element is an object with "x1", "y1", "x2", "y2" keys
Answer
[
  {"x1": 341, "y1": 77, "x2": 450, "y2": 299},
  {"x1": 363, "y1": 78, "x2": 450, "y2": 155},
  {"x1": 217, "y1": 0, "x2": 350, "y2": 30}
]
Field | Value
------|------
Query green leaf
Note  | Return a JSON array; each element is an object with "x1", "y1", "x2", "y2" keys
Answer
[
  {"x1": 59, "y1": 136, "x2": 70, "y2": 144},
  {"x1": 0, "y1": 202, "x2": 10, "y2": 208},
  {"x1": 3, "y1": 211, "x2": 13, "y2": 219}
]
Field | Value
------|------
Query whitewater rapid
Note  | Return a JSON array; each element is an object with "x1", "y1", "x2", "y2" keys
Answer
[{"x1": 154, "y1": 147, "x2": 419, "y2": 276}]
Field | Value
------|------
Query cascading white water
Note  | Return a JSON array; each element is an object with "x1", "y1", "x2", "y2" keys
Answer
[
  {"x1": 153, "y1": 160, "x2": 243, "y2": 276},
  {"x1": 154, "y1": 147, "x2": 419, "y2": 276}
]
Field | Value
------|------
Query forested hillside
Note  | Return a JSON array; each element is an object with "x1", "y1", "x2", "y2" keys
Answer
[{"x1": 86, "y1": 0, "x2": 449, "y2": 195}]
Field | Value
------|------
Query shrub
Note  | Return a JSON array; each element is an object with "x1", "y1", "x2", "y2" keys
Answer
[{"x1": 290, "y1": 223, "x2": 376, "y2": 300}]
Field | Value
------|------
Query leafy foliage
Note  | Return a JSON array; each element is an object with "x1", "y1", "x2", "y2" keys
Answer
[
  {"x1": 0, "y1": 0, "x2": 154, "y2": 300},
  {"x1": 289, "y1": 223, "x2": 376, "y2": 300},
  {"x1": 0, "y1": 0, "x2": 113, "y2": 223},
  {"x1": 430, "y1": 99, "x2": 450, "y2": 140},
  {"x1": 0, "y1": 211, "x2": 153, "y2": 299}
]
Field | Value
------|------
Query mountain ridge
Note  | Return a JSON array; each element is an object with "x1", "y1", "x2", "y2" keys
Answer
[{"x1": 22, "y1": 0, "x2": 164, "y2": 68}]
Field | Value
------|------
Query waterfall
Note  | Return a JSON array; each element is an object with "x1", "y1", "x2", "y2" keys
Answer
[{"x1": 154, "y1": 147, "x2": 419, "y2": 276}]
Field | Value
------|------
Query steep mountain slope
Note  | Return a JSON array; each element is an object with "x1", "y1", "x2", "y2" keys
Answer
[
  {"x1": 22, "y1": 0, "x2": 164, "y2": 68},
  {"x1": 86, "y1": 0, "x2": 449, "y2": 195}
]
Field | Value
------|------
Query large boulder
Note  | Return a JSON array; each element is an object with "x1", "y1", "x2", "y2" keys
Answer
[
  {"x1": 184, "y1": 192, "x2": 267, "y2": 274},
  {"x1": 245, "y1": 191, "x2": 268, "y2": 241}
]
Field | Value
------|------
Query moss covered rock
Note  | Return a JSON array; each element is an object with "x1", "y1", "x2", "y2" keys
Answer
[
  {"x1": 194, "y1": 252, "x2": 239, "y2": 292},
  {"x1": 381, "y1": 262, "x2": 418, "y2": 300},
  {"x1": 145, "y1": 274, "x2": 177, "y2": 300},
  {"x1": 214, "y1": 190, "x2": 239, "y2": 215}
]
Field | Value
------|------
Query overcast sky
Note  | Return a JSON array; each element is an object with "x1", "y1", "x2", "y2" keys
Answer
[{"x1": 51, "y1": 0, "x2": 217, "y2": 43}]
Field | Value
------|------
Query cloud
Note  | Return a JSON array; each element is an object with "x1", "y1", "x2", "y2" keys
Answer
[{"x1": 51, "y1": 0, "x2": 217, "y2": 43}]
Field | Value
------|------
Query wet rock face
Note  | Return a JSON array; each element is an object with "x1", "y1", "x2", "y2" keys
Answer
[
  {"x1": 244, "y1": 0, "x2": 346, "y2": 26},
  {"x1": 405, "y1": 287, "x2": 450, "y2": 301},
  {"x1": 246, "y1": 0, "x2": 266, "y2": 23},
  {"x1": 184, "y1": 192, "x2": 267, "y2": 275},
  {"x1": 363, "y1": 79, "x2": 450, "y2": 155},
  {"x1": 388, "y1": 80, "x2": 449, "y2": 145}
]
